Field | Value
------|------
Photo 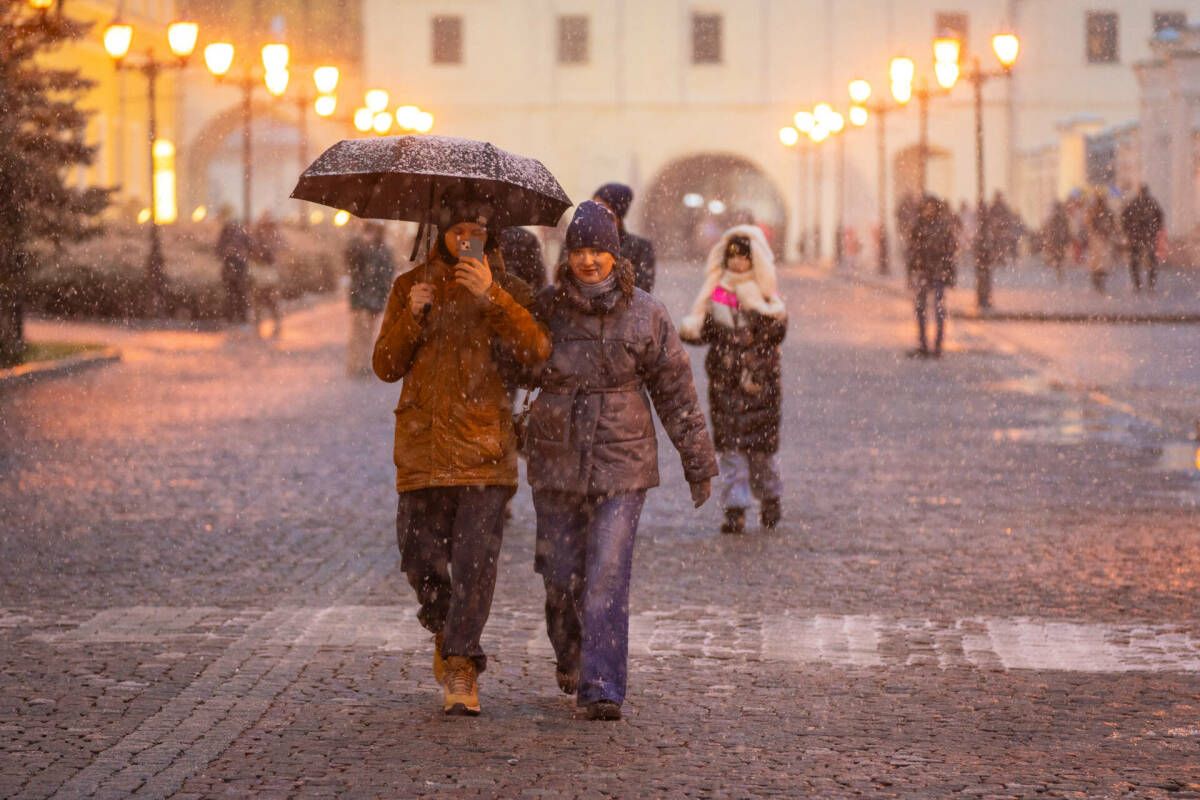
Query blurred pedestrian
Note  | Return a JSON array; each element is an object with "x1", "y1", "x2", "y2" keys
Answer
[
  {"x1": 908, "y1": 195, "x2": 958, "y2": 358},
  {"x1": 592, "y1": 182, "x2": 657, "y2": 293},
  {"x1": 250, "y1": 211, "x2": 284, "y2": 338},
  {"x1": 215, "y1": 205, "x2": 252, "y2": 324},
  {"x1": 1121, "y1": 184, "x2": 1164, "y2": 292},
  {"x1": 373, "y1": 199, "x2": 550, "y2": 716},
  {"x1": 345, "y1": 221, "x2": 395, "y2": 377},
  {"x1": 680, "y1": 225, "x2": 787, "y2": 535},
  {"x1": 498, "y1": 226, "x2": 547, "y2": 291},
  {"x1": 1085, "y1": 190, "x2": 1116, "y2": 293},
  {"x1": 1043, "y1": 201, "x2": 1071, "y2": 283},
  {"x1": 525, "y1": 201, "x2": 716, "y2": 721},
  {"x1": 973, "y1": 199, "x2": 1000, "y2": 310}
]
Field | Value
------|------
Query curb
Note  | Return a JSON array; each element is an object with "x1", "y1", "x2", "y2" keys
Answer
[
  {"x1": 0, "y1": 347, "x2": 121, "y2": 388},
  {"x1": 835, "y1": 272, "x2": 1200, "y2": 325}
]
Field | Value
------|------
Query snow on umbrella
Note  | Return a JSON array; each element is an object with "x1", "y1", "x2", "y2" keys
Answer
[{"x1": 290, "y1": 135, "x2": 572, "y2": 229}]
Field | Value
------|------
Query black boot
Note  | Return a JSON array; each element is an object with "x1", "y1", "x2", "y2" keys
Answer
[
  {"x1": 760, "y1": 498, "x2": 782, "y2": 529},
  {"x1": 720, "y1": 507, "x2": 746, "y2": 535}
]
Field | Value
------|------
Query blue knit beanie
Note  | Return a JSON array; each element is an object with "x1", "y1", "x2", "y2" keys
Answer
[
  {"x1": 593, "y1": 182, "x2": 634, "y2": 220},
  {"x1": 565, "y1": 201, "x2": 620, "y2": 259}
]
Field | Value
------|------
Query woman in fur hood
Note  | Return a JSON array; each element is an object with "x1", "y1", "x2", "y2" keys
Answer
[{"x1": 680, "y1": 224, "x2": 788, "y2": 534}]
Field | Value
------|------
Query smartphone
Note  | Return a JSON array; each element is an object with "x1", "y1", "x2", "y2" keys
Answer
[{"x1": 458, "y1": 234, "x2": 487, "y2": 261}]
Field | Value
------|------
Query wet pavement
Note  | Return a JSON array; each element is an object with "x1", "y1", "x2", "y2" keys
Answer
[{"x1": 2, "y1": 264, "x2": 1198, "y2": 798}]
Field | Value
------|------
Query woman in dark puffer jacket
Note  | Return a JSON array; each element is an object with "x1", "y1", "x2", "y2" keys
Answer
[{"x1": 525, "y1": 201, "x2": 718, "y2": 721}]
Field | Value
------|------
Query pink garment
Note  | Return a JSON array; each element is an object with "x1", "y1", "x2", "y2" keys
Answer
[{"x1": 712, "y1": 285, "x2": 739, "y2": 309}]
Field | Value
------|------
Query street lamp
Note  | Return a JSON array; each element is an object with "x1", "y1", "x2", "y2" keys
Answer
[
  {"x1": 779, "y1": 125, "x2": 810, "y2": 260},
  {"x1": 103, "y1": 17, "x2": 199, "y2": 309}
]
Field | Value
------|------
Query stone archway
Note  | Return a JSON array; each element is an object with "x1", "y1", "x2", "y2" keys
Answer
[
  {"x1": 182, "y1": 102, "x2": 306, "y2": 222},
  {"x1": 642, "y1": 153, "x2": 788, "y2": 261}
]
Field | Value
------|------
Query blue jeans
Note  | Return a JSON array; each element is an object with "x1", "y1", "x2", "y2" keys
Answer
[
  {"x1": 533, "y1": 490, "x2": 647, "y2": 706},
  {"x1": 718, "y1": 450, "x2": 783, "y2": 510}
]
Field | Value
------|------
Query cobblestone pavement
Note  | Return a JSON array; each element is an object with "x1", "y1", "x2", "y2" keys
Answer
[{"x1": 2, "y1": 265, "x2": 1198, "y2": 798}]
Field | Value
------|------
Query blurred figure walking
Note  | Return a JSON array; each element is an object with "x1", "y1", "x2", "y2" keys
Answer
[
  {"x1": 345, "y1": 221, "x2": 395, "y2": 377},
  {"x1": 1121, "y1": 184, "x2": 1164, "y2": 292},
  {"x1": 250, "y1": 211, "x2": 284, "y2": 338},
  {"x1": 1043, "y1": 201, "x2": 1071, "y2": 283},
  {"x1": 907, "y1": 195, "x2": 958, "y2": 358},
  {"x1": 215, "y1": 206, "x2": 252, "y2": 325},
  {"x1": 592, "y1": 182, "x2": 657, "y2": 293},
  {"x1": 498, "y1": 226, "x2": 547, "y2": 292},
  {"x1": 1085, "y1": 191, "x2": 1117, "y2": 293}
]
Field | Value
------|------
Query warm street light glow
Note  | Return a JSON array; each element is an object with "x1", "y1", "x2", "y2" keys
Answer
[
  {"x1": 137, "y1": 208, "x2": 152, "y2": 224},
  {"x1": 152, "y1": 139, "x2": 177, "y2": 224},
  {"x1": 848, "y1": 79, "x2": 872, "y2": 104},
  {"x1": 934, "y1": 37, "x2": 961, "y2": 65},
  {"x1": 935, "y1": 61, "x2": 960, "y2": 89},
  {"x1": 333, "y1": 210, "x2": 351, "y2": 226},
  {"x1": 793, "y1": 110, "x2": 816, "y2": 133},
  {"x1": 814, "y1": 102, "x2": 835, "y2": 125},
  {"x1": 28, "y1": 0, "x2": 55, "y2": 9},
  {"x1": 372, "y1": 111, "x2": 394, "y2": 134},
  {"x1": 992, "y1": 32, "x2": 1020, "y2": 69},
  {"x1": 414, "y1": 111, "x2": 434, "y2": 133},
  {"x1": 264, "y1": 69, "x2": 289, "y2": 97},
  {"x1": 849, "y1": 105, "x2": 869, "y2": 127},
  {"x1": 261, "y1": 43, "x2": 290, "y2": 73},
  {"x1": 396, "y1": 105, "x2": 421, "y2": 129},
  {"x1": 192, "y1": 205, "x2": 208, "y2": 223},
  {"x1": 313, "y1": 66, "x2": 339, "y2": 94},
  {"x1": 314, "y1": 95, "x2": 337, "y2": 117},
  {"x1": 167, "y1": 21, "x2": 199, "y2": 59},
  {"x1": 205, "y1": 42, "x2": 235, "y2": 77},
  {"x1": 809, "y1": 123, "x2": 830, "y2": 143},
  {"x1": 103, "y1": 23, "x2": 133, "y2": 60},
  {"x1": 779, "y1": 126, "x2": 800, "y2": 146},
  {"x1": 890, "y1": 56, "x2": 915, "y2": 85},
  {"x1": 826, "y1": 110, "x2": 845, "y2": 133},
  {"x1": 309, "y1": 210, "x2": 326, "y2": 225},
  {"x1": 891, "y1": 80, "x2": 913, "y2": 105},
  {"x1": 353, "y1": 107, "x2": 374, "y2": 132},
  {"x1": 365, "y1": 89, "x2": 389, "y2": 113}
]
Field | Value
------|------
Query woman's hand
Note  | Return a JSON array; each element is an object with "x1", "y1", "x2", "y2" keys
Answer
[
  {"x1": 455, "y1": 255, "x2": 493, "y2": 297},
  {"x1": 409, "y1": 282, "x2": 435, "y2": 318},
  {"x1": 689, "y1": 479, "x2": 711, "y2": 508}
]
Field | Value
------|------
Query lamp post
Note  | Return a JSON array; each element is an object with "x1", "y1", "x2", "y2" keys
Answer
[
  {"x1": 808, "y1": 121, "x2": 830, "y2": 260},
  {"x1": 104, "y1": 18, "x2": 199, "y2": 309}
]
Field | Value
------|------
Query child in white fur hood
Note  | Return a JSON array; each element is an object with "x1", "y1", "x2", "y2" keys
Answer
[{"x1": 680, "y1": 225, "x2": 789, "y2": 534}]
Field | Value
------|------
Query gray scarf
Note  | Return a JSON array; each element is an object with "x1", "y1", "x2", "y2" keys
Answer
[{"x1": 575, "y1": 272, "x2": 617, "y2": 298}]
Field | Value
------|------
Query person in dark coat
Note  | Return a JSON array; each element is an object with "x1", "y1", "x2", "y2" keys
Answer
[
  {"x1": 525, "y1": 201, "x2": 717, "y2": 721},
  {"x1": 498, "y1": 226, "x2": 547, "y2": 291},
  {"x1": 680, "y1": 225, "x2": 787, "y2": 535},
  {"x1": 1121, "y1": 184, "x2": 1165, "y2": 292},
  {"x1": 593, "y1": 182, "x2": 657, "y2": 293},
  {"x1": 907, "y1": 194, "x2": 958, "y2": 358},
  {"x1": 1043, "y1": 201, "x2": 1071, "y2": 283},
  {"x1": 345, "y1": 221, "x2": 396, "y2": 376},
  {"x1": 215, "y1": 205, "x2": 253, "y2": 324}
]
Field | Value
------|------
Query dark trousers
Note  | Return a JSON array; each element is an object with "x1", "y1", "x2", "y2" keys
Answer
[
  {"x1": 533, "y1": 490, "x2": 646, "y2": 706},
  {"x1": 1128, "y1": 240, "x2": 1158, "y2": 291},
  {"x1": 395, "y1": 485, "x2": 512, "y2": 672},
  {"x1": 222, "y1": 262, "x2": 250, "y2": 323},
  {"x1": 974, "y1": 260, "x2": 992, "y2": 309},
  {"x1": 915, "y1": 278, "x2": 947, "y2": 353}
]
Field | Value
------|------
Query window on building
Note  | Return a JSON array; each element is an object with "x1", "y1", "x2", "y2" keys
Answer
[
  {"x1": 432, "y1": 15, "x2": 463, "y2": 64},
  {"x1": 1153, "y1": 11, "x2": 1187, "y2": 34},
  {"x1": 691, "y1": 13, "x2": 722, "y2": 64},
  {"x1": 1086, "y1": 11, "x2": 1119, "y2": 63},
  {"x1": 558, "y1": 15, "x2": 589, "y2": 64},
  {"x1": 935, "y1": 11, "x2": 968, "y2": 55}
]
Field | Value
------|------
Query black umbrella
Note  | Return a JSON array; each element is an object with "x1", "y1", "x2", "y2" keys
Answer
[{"x1": 290, "y1": 135, "x2": 572, "y2": 230}]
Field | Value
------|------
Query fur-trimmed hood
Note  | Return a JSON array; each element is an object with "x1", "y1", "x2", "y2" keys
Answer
[{"x1": 680, "y1": 225, "x2": 786, "y2": 339}]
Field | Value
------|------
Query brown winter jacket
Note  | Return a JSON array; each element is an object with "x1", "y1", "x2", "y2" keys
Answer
[
  {"x1": 373, "y1": 255, "x2": 551, "y2": 492},
  {"x1": 525, "y1": 263, "x2": 718, "y2": 495}
]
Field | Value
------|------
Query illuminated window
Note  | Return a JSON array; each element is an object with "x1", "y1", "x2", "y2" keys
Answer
[
  {"x1": 558, "y1": 15, "x2": 589, "y2": 65},
  {"x1": 692, "y1": 13, "x2": 722, "y2": 64},
  {"x1": 1154, "y1": 11, "x2": 1186, "y2": 34},
  {"x1": 432, "y1": 15, "x2": 462, "y2": 64},
  {"x1": 1086, "y1": 11, "x2": 1119, "y2": 64}
]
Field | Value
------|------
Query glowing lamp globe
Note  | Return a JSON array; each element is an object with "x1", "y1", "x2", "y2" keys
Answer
[
  {"x1": 167, "y1": 21, "x2": 199, "y2": 59},
  {"x1": 103, "y1": 23, "x2": 133, "y2": 60},
  {"x1": 205, "y1": 43, "x2": 235, "y2": 77}
]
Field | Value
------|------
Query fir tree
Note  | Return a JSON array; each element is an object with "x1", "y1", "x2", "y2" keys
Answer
[{"x1": 0, "y1": 5, "x2": 111, "y2": 367}]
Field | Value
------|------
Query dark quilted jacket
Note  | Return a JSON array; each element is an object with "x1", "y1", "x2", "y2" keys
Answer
[{"x1": 525, "y1": 271, "x2": 717, "y2": 495}]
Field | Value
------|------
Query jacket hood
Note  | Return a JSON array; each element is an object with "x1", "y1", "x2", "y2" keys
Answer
[{"x1": 681, "y1": 225, "x2": 785, "y2": 338}]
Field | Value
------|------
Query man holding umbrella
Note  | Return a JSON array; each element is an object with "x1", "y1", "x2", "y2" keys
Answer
[{"x1": 373, "y1": 198, "x2": 550, "y2": 716}]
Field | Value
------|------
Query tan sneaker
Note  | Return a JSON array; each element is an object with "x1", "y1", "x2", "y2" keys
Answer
[
  {"x1": 432, "y1": 633, "x2": 446, "y2": 684},
  {"x1": 442, "y1": 656, "x2": 480, "y2": 716}
]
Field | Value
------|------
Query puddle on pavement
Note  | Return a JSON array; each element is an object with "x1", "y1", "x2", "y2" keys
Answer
[
  {"x1": 985, "y1": 374, "x2": 1061, "y2": 396},
  {"x1": 1155, "y1": 442, "x2": 1200, "y2": 474},
  {"x1": 992, "y1": 409, "x2": 1144, "y2": 447}
]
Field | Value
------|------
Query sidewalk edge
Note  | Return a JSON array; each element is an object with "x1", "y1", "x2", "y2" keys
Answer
[{"x1": 0, "y1": 347, "x2": 122, "y2": 388}]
